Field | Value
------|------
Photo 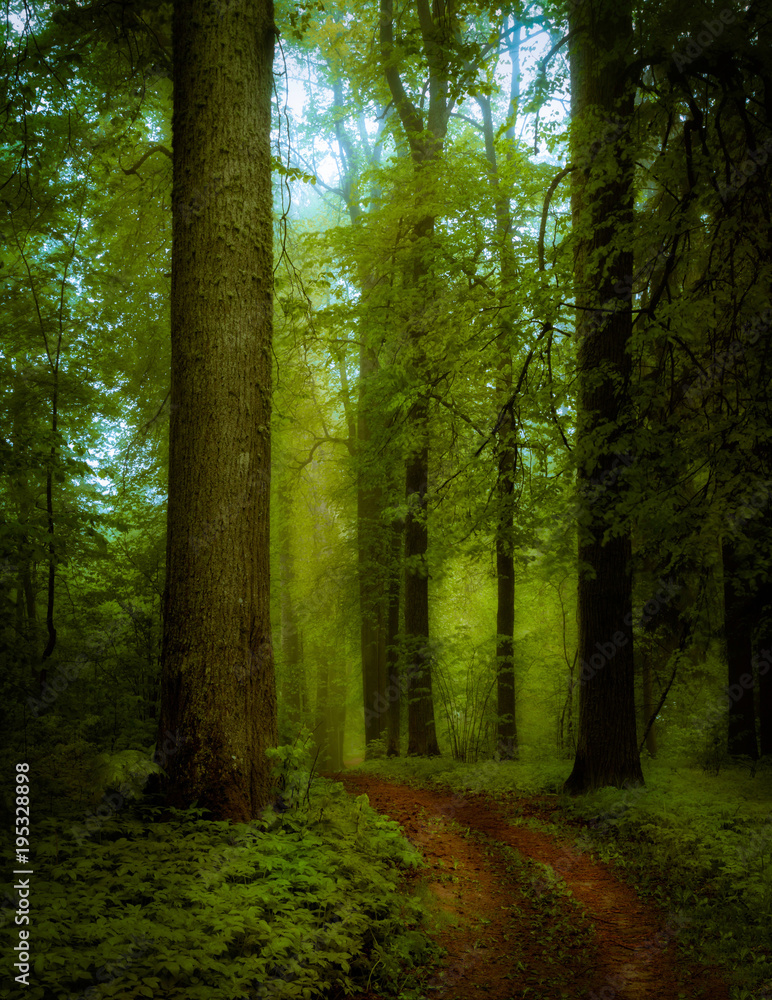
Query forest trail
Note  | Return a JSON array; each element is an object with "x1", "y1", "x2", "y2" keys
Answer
[{"x1": 337, "y1": 773, "x2": 729, "y2": 1000}]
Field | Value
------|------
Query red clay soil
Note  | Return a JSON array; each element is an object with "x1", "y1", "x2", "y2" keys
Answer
[{"x1": 336, "y1": 772, "x2": 729, "y2": 1000}]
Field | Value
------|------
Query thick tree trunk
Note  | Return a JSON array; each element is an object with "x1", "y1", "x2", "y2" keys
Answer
[
  {"x1": 155, "y1": 0, "x2": 277, "y2": 821},
  {"x1": 722, "y1": 540, "x2": 759, "y2": 758},
  {"x1": 563, "y1": 0, "x2": 643, "y2": 793}
]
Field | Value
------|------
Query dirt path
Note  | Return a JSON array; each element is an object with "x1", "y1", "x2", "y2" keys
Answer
[{"x1": 337, "y1": 772, "x2": 728, "y2": 1000}]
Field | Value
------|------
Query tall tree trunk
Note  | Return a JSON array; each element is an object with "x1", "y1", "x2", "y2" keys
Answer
[
  {"x1": 563, "y1": 0, "x2": 643, "y2": 793},
  {"x1": 722, "y1": 540, "x2": 759, "y2": 758},
  {"x1": 278, "y1": 474, "x2": 305, "y2": 737},
  {"x1": 640, "y1": 649, "x2": 657, "y2": 757},
  {"x1": 358, "y1": 337, "x2": 389, "y2": 754},
  {"x1": 495, "y1": 404, "x2": 517, "y2": 758},
  {"x1": 386, "y1": 519, "x2": 402, "y2": 756},
  {"x1": 477, "y1": 55, "x2": 520, "y2": 759},
  {"x1": 759, "y1": 636, "x2": 772, "y2": 757},
  {"x1": 380, "y1": 0, "x2": 453, "y2": 757},
  {"x1": 404, "y1": 429, "x2": 438, "y2": 755},
  {"x1": 155, "y1": 0, "x2": 277, "y2": 821},
  {"x1": 315, "y1": 653, "x2": 331, "y2": 768}
]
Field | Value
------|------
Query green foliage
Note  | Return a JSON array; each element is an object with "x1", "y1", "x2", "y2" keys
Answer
[{"x1": 0, "y1": 776, "x2": 430, "y2": 1000}]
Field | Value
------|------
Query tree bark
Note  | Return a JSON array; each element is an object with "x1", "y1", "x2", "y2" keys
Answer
[
  {"x1": 155, "y1": 0, "x2": 277, "y2": 821},
  {"x1": 476, "y1": 49, "x2": 520, "y2": 759},
  {"x1": 278, "y1": 473, "x2": 305, "y2": 738},
  {"x1": 722, "y1": 540, "x2": 759, "y2": 758},
  {"x1": 495, "y1": 403, "x2": 517, "y2": 759},
  {"x1": 386, "y1": 520, "x2": 402, "y2": 755},
  {"x1": 640, "y1": 649, "x2": 657, "y2": 757},
  {"x1": 405, "y1": 430, "x2": 438, "y2": 755},
  {"x1": 563, "y1": 0, "x2": 643, "y2": 793},
  {"x1": 358, "y1": 336, "x2": 389, "y2": 754},
  {"x1": 379, "y1": 0, "x2": 454, "y2": 757}
]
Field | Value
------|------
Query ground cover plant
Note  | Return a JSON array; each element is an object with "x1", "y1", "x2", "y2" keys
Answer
[{"x1": 0, "y1": 739, "x2": 432, "y2": 1000}]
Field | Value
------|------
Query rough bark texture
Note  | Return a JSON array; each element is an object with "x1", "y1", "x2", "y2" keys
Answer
[
  {"x1": 564, "y1": 0, "x2": 644, "y2": 793},
  {"x1": 156, "y1": 0, "x2": 277, "y2": 821}
]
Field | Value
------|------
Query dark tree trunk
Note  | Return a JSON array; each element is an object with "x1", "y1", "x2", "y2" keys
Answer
[
  {"x1": 405, "y1": 431, "x2": 439, "y2": 756},
  {"x1": 477, "y1": 55, "x2": 520, "y2": 762},
  {"x1": 640, "y1": 650, "x2": 657, "y2": 757},
  {"x1": 722, "y1": 540, "x2": 759, "y2": 758},
  {"x1": 380, "y1": 0, "x2": 454, "y2": 757},
  {"x1": 563, "y1": 0, "x2": 643, "y2": 793},
  {"x1": 155, "y1": 0, "x2": 277, "y2": 821},
  {"x1": 357, "y1": 343, "x2": 389, "y2": 753},
  {"x1": 496, "y1": 406, "x2": 517, "y2": 759},
  {"x1": 759, "y1": 643, "x2": 772, "y2": 757},
  {"x1": 386, "y1": 520, "x2": 402, "y2": 756}
]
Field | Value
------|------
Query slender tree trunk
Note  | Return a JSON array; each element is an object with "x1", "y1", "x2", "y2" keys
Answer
[
  {"x1": 315, "y1": 654, "x2": 331, "y2": 768},
  {"x1": 640, "y1": 650, "x2": 657, "y2": 757},
  {"x1": 495, "y1": 405, "x2": 517, "y2": 758},
  {"x1": 329, "y1": 653, "x2": 347, "y2": 770},
  {"x1": 386, "y1": 519, "x2": 402, "y2": 756},
  {"x1": 722, "y1": 540, "x2": 759, "y2": 758},
  {"x1": 155, "y1": 0, "x2": 277, "y2": 821},
  {"x1": 40, "y1": 375, "x2": 59, "y2": 691},
  {"x1": 278, "y1": 475, "x2": 305, "y2": 737},
  {"x1": 563, "y1": 0, "x2": 643, "y2": 793},
  {"x1": 405, "y1": 429, "x2": 438, "y2": 755},
  {"x1": 358, "y1": 341, "x2": 389, "y2": 754},
  {"x1": 476, "y1": 28, "x2": 521, "y2": 759},
  {"x1": 755, "y1": 579, "x2": 772, "y2": 757},
  {"x1": 759, "y1": 641, "x2": 772, "y2": 756},
  {"x1": 380, "y1": 0, "x2": 453, "y2": 757}
]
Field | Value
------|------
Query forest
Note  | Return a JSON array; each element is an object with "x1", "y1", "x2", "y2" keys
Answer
[{"x1": 1, "y1": 0, "x2": 772, "y2": 997}]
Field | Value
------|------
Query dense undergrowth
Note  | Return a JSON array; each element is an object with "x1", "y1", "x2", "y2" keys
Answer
[
  {"x1": 356, "y1": 751, "x2": 772, "y2": 1000},
  {"x1": 0, "y1": 735, "x2": 433, "y2": 1000}
]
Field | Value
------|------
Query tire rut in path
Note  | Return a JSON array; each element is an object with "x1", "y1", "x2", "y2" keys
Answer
[{"x1": 338, "y1": 773, "x2": 729, "y2": 1000}]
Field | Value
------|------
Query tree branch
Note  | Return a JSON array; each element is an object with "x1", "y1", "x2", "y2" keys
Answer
[{"x1": 121, "y1": 144, "x2": 172, "y2": 175}]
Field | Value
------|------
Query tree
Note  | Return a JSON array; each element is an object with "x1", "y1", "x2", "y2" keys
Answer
[
  {"x1": 563, "y1": 0, "x2": 643, "y2": 793},
  {"x1": 154, "y1": 0, "x2": 277, "y2": 820},
  {"x1": 379, "y1": 0, "x2": 460, "y2": 757}
]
